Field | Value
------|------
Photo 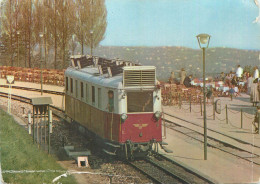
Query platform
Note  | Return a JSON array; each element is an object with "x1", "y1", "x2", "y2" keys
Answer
[
  {"x1": 0, "y1": 79, "x2": 64, "y2": 109},
  {"x1": 161, "y1": 93, "x2": 260, "y2": 183}
]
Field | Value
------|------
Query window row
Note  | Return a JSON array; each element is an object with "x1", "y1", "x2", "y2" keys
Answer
[{"x1": 65, "y1": 77, "x2": 113, "y2": 111}]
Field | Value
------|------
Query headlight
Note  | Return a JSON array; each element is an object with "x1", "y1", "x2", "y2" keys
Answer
[
  {"x1": 121, "y1": 113, "x2": 128, "y2": 123},
  {"x1": 154, "y1": 111, "x2": 162, "y2": 120}
]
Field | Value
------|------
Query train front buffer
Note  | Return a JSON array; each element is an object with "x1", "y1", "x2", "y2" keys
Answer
[{"x1": 119, "y1": 112, "x2": 172, "y2": 159}]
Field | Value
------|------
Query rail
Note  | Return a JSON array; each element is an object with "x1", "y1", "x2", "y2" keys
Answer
[
  {"x1": 128, "y1": 155, "x2": 213, "y2": 184},
  {"x1": 0, "y1": 85, "x2": 64, "y2": 96},
  {"x1": 162, "y1": 113, "x2": 260, "y2": 165},
  {"x1": 0, "y1": 91, "x2": 64, "y2": 114}
]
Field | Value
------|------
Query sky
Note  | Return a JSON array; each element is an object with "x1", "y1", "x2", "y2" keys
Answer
[{"x1": 101, "y1": 0, "x2": 260, "y2": 50}]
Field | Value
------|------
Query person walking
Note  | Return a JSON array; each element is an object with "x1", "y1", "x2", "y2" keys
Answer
[
  {"x1": 253, "y1": 106, "x2": 260, "y2": 133},
  {"x1": 179, "y1": 68, "x2": 186, "y2": 85},
  {"x1": 229, "y1": 85, "x2": 235, "y2": 101}
]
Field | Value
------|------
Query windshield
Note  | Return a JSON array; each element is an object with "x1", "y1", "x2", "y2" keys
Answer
[{"x1": 127, "y1": 91, "x2": 153, "y2": 112}]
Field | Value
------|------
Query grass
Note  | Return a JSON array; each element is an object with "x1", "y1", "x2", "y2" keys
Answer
[{"x1": 0, "y1": 109, "x2": 77, "y2": 184}]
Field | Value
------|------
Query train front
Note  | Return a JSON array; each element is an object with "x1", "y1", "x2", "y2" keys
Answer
[{"x1": 118, "y1": 66, "x2": 164, "y2": 159}]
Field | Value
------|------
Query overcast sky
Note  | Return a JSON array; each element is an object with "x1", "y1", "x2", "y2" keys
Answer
[{"x1": 101, "y1": 0, "x2": 260, "y2": 50}]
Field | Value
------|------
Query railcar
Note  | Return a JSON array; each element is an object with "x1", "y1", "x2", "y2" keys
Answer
[{"x1": 65, "y1": 55, "x2": 171, "y2": 159}]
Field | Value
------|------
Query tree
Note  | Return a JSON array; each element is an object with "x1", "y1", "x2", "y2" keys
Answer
[
  {"x1": 1, "y1": 0, "x2": 15, "y2": 66},
  {"x1": 0, "y1": 0, "x2": 107, "y2": 69},
  {"x1": 56, "y1": 0, "x2": 76, "y2": 68},
  {"x1": 86, "y1": 0, "x2": 107, "y2": 55},
  {"x1": 19, "y1": 0, "x2": 33, "y2": 67},
  {"x1": 75, "y1": 0, "x2": 107, "y2": 55}
]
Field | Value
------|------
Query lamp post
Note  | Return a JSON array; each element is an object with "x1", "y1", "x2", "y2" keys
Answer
[
  {"x1": 90, "y1": 30, "x2": 93, "y2": 56},
  {"x1": 196, "y1": 33, "x2": 211, "y2": 160},
  {"x1": 17, "y1": 31, "x2": 20, "y2": 67},
  {"x1": 39, "y1": 32, "x2": 44, "y2": 95}
]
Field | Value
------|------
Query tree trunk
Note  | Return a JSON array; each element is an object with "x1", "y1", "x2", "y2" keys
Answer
[
  {"x1": 44, "y1": 33, "x2": 47, "y2": 68},
  {"x1": 81, "y1": 35, "x2": 84, "y2": 55},
  {"x1": 54, "y1": 0, "x2": 57, "y2": 69},
  {"x1": 10, "y1": 0, "x2": 13, "y2": 66},
  {"x1": 28, "y1": 0, "x2": 32, "y2": 68},
  {"x1": 24, "y1": 33, "x2": 27, "y2": 67}
]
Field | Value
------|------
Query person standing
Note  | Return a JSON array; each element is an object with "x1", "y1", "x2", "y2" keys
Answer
[
  {"x1": 236, "y1": 65, "x2": 243, "y2": 80},
  {"x1": 225, "y1": 73, "x2": 231, "y2": 86},
  {"x1": 179, "y1": 68, "x2": 186, "y2": 85},
  {"x1": 231, "y1": 76, "x2": 238, "y2": 86},
  {"x1": 183, "y1": 75, "x2": 192, "y2": 88},
  {"x1": 254, "y1": 66, "x2": 259, "y2": 79},
  {"x1": 247, "y1": 74, "x2": 253, "y2": 94},
  {"x1": 220, "y1": 72, "x2": 225, "y2": 81},
  {"x1": 169, "y1": 71, "x2": 175, "y2": 84},
  {"x1": 251, "y1": 78, "x2": 259, "y2": 106},
  {"x1": 206, "y1": 86, "x2": 213, "y2": 103}
]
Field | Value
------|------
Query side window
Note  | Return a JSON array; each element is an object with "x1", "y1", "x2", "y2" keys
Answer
[
  {"x1": 70, "y1": 78, "x2": 73, "y2": 93},
  {"x1": 108, "y1": 90, "x2": 114, "y2": 112},
  {"x1": 81, "y1": 82, "x2": 84, "y2": 98},
  {"x1": 98, "y1": 88, "x2": 101, "y2": 108},
  {"x1": 85, "y1": 83, "x2": 88, "y2": 102},
  {"x1": 66, "y1": 77, "x2": 68, "y2": 91},
  {"x1": 75, "y1": 80, "x2": 78, "y2": 98},
  {"x1": 92, "y1": 86, "x2": 95, "y2": 104}
]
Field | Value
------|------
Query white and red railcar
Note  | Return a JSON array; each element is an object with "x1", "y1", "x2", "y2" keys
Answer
[{"x1": 65, "y1": 55, "x2": 169, "y2": 159}]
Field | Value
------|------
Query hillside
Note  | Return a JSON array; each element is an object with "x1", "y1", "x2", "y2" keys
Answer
[{"x1": 86, "y1": 46, "x2": 260, "y2": 81}]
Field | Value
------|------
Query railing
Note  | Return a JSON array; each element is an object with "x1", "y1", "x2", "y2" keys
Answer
[{"x1": 0, "y1": 66, "x2": 65, "y2": 86}]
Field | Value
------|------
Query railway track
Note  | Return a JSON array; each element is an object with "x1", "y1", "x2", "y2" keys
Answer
[
  {"x1": 163, "y1": 113, "x2": 260, "y2": 165},
  {"x1": 128, "y1": 154, "x2": 213, "y2": 184},
  {"x1": 0, "y1": 91, "x2": 31, "y2": 104},
  {"x1": 0, "y1": 91, "x2": 64, "y2": 115},
  {"x1": 0, "y1": 91, "x2": 217, "y2": 183},
  {"x1": 0, "y1": 85, "x2": 64, "y2": 95}
]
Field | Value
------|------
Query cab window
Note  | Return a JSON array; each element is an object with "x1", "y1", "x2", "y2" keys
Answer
[{"x1": 127, "y1": 91, "x2": 153, "y2": 112}]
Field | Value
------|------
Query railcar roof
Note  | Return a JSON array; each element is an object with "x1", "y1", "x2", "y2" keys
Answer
[{"x1": 65, "y1": 66, "x2": 123, "y2": 89}]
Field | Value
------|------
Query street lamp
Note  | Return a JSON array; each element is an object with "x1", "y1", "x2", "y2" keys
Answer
[
  {"x1": 17, "y1": 31, "x2": 20, "y2": 67},
  {"x1": 196, "y1": 33, "x2": 211, "y2": 160},
  {"x1": 39, "y1": 32, "x2": 44, "y2": 96},
  {"x1": 90, "y1": 30, "x2": 93, "y2": 56}
]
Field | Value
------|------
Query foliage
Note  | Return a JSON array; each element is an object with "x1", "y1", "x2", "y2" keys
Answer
[
  {"x1": 0, "y1": 0, "x2": 107, "y2": 69},
  {"x1": 75, "y1": 0, "x2": 107, "y2": 55},
  {"x1": 0, "y1": 109, "x2": 76, "y2": 184}
]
